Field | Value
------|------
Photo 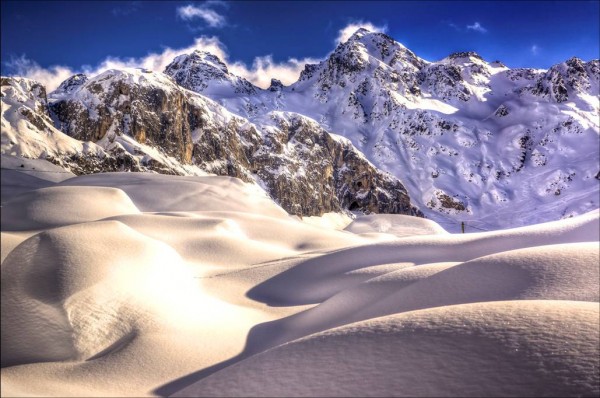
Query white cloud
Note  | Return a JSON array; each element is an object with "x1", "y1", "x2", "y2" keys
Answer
[
  {"x1": 447, "y1": 22, "x2": 460, "y2": 31},
  {"x1": 177, "y1": 3, "x2": 226, "y2": 28},
  {"x1": 229, "y1": 55, "x2": 321, "y2": 88},
  {"x1": 335, "y1": 21, "x2": 388, "y2": 45},
  {"x1": 5, "y1": 35, "x2": 319, "y2": 91},
  {"x1": 466, "y1": 22, "x2": 487, "y2": 33},
  {"x1": 5, "y1": 56, "x2": 76, "y2": 93},
  {"x1": 112, "y1": 1, "x2": 142, "y2": 17},
  {"x1": 531, "y1": 44, "x2": 540, "y2": 55}
]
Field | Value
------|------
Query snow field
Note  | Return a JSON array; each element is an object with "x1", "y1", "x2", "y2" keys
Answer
[{"x1": 1, "y1": 166, "x2": 598, "y2": 397}]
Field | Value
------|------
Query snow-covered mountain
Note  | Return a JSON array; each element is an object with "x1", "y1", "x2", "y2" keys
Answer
[
  {"x1": 2, "y1": 28, "x2": 598, "y2": 228},
  {"x1": 165, "y1": 28, "x2": 600, "y2": 230},
  {"x1": 2, "y1": 69, "x2": 420, "y2": 217}
]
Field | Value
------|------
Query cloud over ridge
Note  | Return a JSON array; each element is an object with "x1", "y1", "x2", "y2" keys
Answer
[
  {"x1": 335, "y1": 21, "x2": 388, "y2": 44},
  {"x1": 5, "y1": 21, "x2": 387, "y2": 92}
]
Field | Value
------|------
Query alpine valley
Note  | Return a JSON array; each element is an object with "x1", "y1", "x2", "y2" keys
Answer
[{"x1": 2, "y1": 28, "x2": 599, "y2": 229}]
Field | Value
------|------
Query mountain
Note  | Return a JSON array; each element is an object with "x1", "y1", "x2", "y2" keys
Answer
[
  {"x1": 164, "y1": 28, "x2": 599, "y2": 230},
  {"x1": 2, "y1": 29, "x2": 598, "y2": 227},
  {"x1": 2, "y1": 69, "x2": 420, "y2": 217}
]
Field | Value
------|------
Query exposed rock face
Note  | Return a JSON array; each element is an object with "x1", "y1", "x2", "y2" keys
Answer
[
  {"x1": 50, "y1": 70, "x2": 196, "y2": 163},
  {"x1": 251, "y1": 113, "x2": 420, "y2": 216},
  {"x1": 268, "y1": 79, "x2": 284, "y2": 92},
  {"x1": 40, "y1": 69, "x2": 421, "y2": 216},
  {"x1": 527, "y1": 57, "x2": 600, "y2": 102},
  {"x1": 0, "y1": 76, "x2": 146, "y2": 175}
]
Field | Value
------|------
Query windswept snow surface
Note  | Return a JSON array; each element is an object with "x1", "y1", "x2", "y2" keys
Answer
[{"x1": 1, "y1": 163, "x2": 598, "y2": 397}]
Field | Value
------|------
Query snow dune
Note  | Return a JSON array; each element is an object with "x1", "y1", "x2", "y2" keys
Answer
[
  {"x1": 174, "y1": 301, "x2": 599, "y2": 398},
  {"x1": 1, "y1": 161, "x2": 598, "y2": 397}
]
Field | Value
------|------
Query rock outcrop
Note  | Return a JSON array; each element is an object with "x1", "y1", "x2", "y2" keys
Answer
[{"x1": 1, "y1": 76, "x2": 145, "y2": 175}]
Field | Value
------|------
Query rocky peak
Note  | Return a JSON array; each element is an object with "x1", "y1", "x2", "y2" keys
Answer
[
  {"x1": 528, "y1": 56, "x2": 599, "y2": 102},
  {"x1": 347, "y1": 27, "x2": 371, "y2": 40},
  {"x1": 173, "y1": 50, "x2": 229, "y2": 75},
  {"x1": 268, "y1": 78, "x2": 284, "y2": 92},
  {"x1": 297, "y1": 63, "x2": 320, "y2": 82},
  {"x1": 49, "y1": 68, "x2": 198, "y2": 161},
  {"x1": 564, "y1": 57, "x2": 599, "y2": 93},
  {"x1": 346, "y1": 29, "x2": 402, "y2": 50},
  {"x1": 309, "y1": 29, "x2": 424, "y2": 98},
  {"x1": 164, "y1": 51, "x2": 257, "y2": 95},
  {"x1": 1, "y1": 76, "x2": 156, "y2": 175},
  {"x1": 53, "y1": 73, "x2": 88, "y2": 97},
  {"x1": 338, "y1": 29, "x2": 416, "y2": 67},
  {"x1": 447, "y1": 51, "x2": 484, "y2": 62}
]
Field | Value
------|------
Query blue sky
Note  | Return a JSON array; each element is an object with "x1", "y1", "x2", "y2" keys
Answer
[{"x1": 2, "y1": 1, "x2": 599, "y2": 89}]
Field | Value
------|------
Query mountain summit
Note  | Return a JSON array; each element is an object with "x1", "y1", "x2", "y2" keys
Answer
[{"x1": 165, "y1": 50, "x2": 258, "y2": 95}]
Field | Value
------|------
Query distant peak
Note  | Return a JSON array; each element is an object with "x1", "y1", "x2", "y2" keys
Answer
[
  {"x1": 347, "y1": 28, "x2": 393, "y2": 43},
  {"x1": 448, "y1": 51, "x2": 484, "y2": 61},
  {"x1": 167, "y1": 50, "x2": 229, "y2": 75},
  {"x1": 341, "y1": 28, "x2": 407, "y2": 52},
  {"x1": 565, "y1": 56, "x2": 584, "y2": 65},
  {"x1": 268, "y1": 78, "x2": 283, "y2": 91},
  {"x1": 191, "y1": 49, "x2": 221, "y2": 60},
  {"x1": 55, "y1": 73, "x2": 88, "y2": 94},
  {"x1": 352, "y1": 27, "x2": 372, "y2": 36}
]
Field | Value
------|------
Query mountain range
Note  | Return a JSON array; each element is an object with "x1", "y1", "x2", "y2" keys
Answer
[{"x1": 2, "y1": 28, "x2": 598, "y2": 229}]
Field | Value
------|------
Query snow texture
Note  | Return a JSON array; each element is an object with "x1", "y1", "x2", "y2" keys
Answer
[{"x1": 1, "y1": 162, "x2": 598, "y2": 397}]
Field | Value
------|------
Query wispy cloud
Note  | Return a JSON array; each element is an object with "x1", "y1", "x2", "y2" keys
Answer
[
  {"x1": 335, "y1": 21, "x2": 388, "y2": 44},
  {"x1": 446, "y1": 21, "x2": 461, "y2": 31},
  {"x1": 5, "y1": 35, "x2": 319, "y2": 91},
  {"x1": 229, "y1": 55, "x2": 321, "y2": 89},
  {"x1": 5, "y1": 55, "x2": 77, "y2": 93},
  {"x1": 177, "y1": 2, "x2": 227, "y2": 28},
  {"x1": 530, "y1": 44, "x2": 540, "y2": 55},
  {"x1": 466, "y1": 22, "x2": 487, "y2": 33},
  {"x1": 112, "y1": 1, "x2": 142, "y2": 17}
]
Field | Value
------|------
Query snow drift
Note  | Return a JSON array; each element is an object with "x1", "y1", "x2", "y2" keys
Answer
[{"x1": 1, "y1": 161, "x2": 598, "y2": 397}]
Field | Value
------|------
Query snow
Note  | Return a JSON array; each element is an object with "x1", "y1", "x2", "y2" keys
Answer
[
  {"x1": 1, "y1": 164, "x2": 598, "y2": 397},
  {"x1": 345, "y1": 213, "x2": 449, "y2": 237},
  {"x1": 163, "y1": 30, "x2": 599, "y2": 231},
  {"x1": 300, "y1": 212, "x2": 354, "y2": 230},
  {"x1": 1, "y1": 28, "x2": 599, "y2": 397},
  {"x1": 174, "y1": 301, "x2": 599, "y2": 398}
]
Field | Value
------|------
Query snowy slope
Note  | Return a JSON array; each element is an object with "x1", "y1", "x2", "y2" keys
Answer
[
  {"x1": 166, "y1": 28, "x2": 600, "y2": 230},
  {"x1": 1, "y1": 165, "x2": 598, "y2": 397}
]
